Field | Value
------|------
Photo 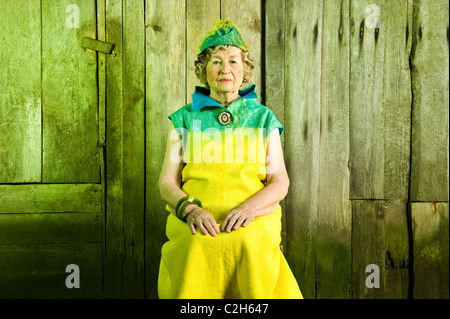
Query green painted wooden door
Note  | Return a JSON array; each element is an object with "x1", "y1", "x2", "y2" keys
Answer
[{"x1": 0, "y1": 0, "x2": 104, "y2": 298}]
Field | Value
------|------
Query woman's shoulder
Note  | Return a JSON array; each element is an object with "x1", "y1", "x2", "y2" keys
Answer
[
  {"x1": 169, "y1": 103, "x2": 195, "y2": 116},
  {"x1": 239, "y1": 99, "x2": 283, "y2": 135},
  {"x1": 241, "y1": 99, "x2": 277, "y2": 118},
  {"x1": 167, "y1": 103, "x2": 196, "y2": 128}
]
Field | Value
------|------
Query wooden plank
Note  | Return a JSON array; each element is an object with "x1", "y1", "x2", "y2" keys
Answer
[
  {"x1": 105, "y1": 0, "x2": 124, "y2": 299},
  {"x1": 352, "y1": 200, "x2": 409, "y2": 299},
  {"x1": 265, "y1": 0, "x2": 287, "y2": 248},
  {"x1": 0, "y1": 212, "x2": 102, "y2": 244},
  {"x1": 316, "y1": 0, "x2": 352, "y2": 299},
  {"x1": 349, "y1": 0, "x2": 411, "y2": 200},
  {"x1": 186, "y1": 0, "x2": 220, "y2": 102},
  {"x1": 221, "y1": 0, "x2": 262, "y2": 100},
  {"x1": 284, "y1": 0, "x2": 322, "y2": 299},
  {"x1": 384, "y1": 199, "x2": 410, "y2": 298},
  {"x1": 145, "y1": 0, "x2": 186, "y2": 299},
  {"x1": 96, "y1": 0, "x2": 107, "y2": 299},
  {"x1": 410, "y1": 0, "x2": 449, "y2": 201},
  {"x1": 0, "y1": 184, "x2": 101, "y2": 214},
  {"x1": 0, "y1": 0, "x2": 41, "y2": 183},
  {"x1": 0, "y1": 244, "x2": 103, "y2": 298},
  {"x1": 42, "y1": 0, "x2": 100, "y2": 183},
  {"x1": 81, "y1": 36, "x2": 115, "y2": 54},
  {"x1": 96, "y1": 0, "x2": 107, "y2": 303},
  {"x1": 97, "y1": 0, "x2": 107, "y2": 150},
  {"x1": 352, "y1": 200, "x2": 386, "y2": 299},
  {"x1": 122, "y1": 0, "x2": 146, "y2": 298},
  {"x1": 411, "y1": 202, "x2": 449, "y2": 298}
]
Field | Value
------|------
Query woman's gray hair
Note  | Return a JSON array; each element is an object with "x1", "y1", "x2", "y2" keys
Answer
[{"x1": 194, "y1": 45, "x2": 254, "y2": 88}]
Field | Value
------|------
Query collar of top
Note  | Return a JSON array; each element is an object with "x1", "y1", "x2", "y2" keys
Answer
[{"x1": 191, "y1": 84, "x2": 258, "y2": 111}]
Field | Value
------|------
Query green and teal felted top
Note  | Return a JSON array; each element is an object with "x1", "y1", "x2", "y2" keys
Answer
[{"x1": 168, "y1": 85, "x2": 283, "y2": 138}]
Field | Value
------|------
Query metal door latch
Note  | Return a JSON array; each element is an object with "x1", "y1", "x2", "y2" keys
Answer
[{"x1": 82, "y1": 37, "x2": 116, "y2": 55}]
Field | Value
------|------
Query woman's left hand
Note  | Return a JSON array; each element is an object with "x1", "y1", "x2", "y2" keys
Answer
[{"x1": 221, "y1": 206, "x2": 257, "y2": 233}]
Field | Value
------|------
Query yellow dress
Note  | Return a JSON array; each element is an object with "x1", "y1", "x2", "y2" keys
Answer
[{"x1": 158, "y1": 85, "x2": 303, "y2": 299}]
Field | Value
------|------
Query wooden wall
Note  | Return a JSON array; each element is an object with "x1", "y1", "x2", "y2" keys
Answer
[{"x1": 0, "y1": 0, "x2": 448, "y2": 299}]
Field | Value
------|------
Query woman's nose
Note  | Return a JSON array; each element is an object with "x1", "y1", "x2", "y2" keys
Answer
[{"x1": 220, "y1": 62, "x2": 231, "y2": 72}]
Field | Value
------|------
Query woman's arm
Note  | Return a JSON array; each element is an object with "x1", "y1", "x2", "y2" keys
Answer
[
  {"x1": 221, "y1": 129, "x2": 289, "y2": 232},
  {"x1": 158, "y1": 122, "x2": 221, "y2": 236}
]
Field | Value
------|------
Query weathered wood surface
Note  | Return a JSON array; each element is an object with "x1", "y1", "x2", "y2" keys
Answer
[
  {"x1": 96, "y1": 0, "x2": 107, "y2": 301},
  {"x1": 352, "y1": 200, "x2": 409, "y2": 299},
  {"x1": 0, "y1": 0, "x2": 41, "y2": 183},
  {"x1": 284, "y1": 0, "x2": 323, "y2": 299},
  {"x1": 145, "y1": 0, "x2": 187, "y2": 298},
  {"x1": 411, "y1": 202, "x2": 449, "y2": 298},
  {"x1": 122, "y1": 0, "x2": 146, "y2": 298},
  {"x1": 0, "y1": 212, "x2": 102, "y2": 245},
  {"x1": 105, "y1": 0, "x2": 124, "y2": 298},
  {"x1": 1, "y1": 0, "x2": 448, "y2": 300},
  {"x1": 265, "y1": 0, "x2": 287, "y2": 249},
  {"x1": 315, "y1": 0, "x2": 352, "y2": 299},
  {"x1": 0, "y1": 244, "x2": 103, "y2": 298},
  {"x1": 349, "y1": 0, "x2": 412, "y2": 200},
  {"x1": 410, "y1": 0, "x2": 449, "y2": 202},
  {"x1": 42, "y1": 0, "x2": 100, "y2": 183},
  {"x1": 0, "y1": 184, "x2": 103, "y2": 298},
  {"x1": 0, "y1": 184, "x2": 101, "y2": 214}
]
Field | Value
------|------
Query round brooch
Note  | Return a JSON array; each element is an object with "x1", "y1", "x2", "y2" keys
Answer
[{"x1": 218, "y1": 111, "x2": 232, "y2": 126}]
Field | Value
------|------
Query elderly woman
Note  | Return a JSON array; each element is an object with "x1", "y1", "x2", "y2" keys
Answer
[{"x1": 158, "y1": 19, "x2": 302, "y2": 299}]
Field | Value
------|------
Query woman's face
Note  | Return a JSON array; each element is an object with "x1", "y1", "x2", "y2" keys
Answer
[{"x1": 206, "y1": 46, "x2": 244, "y2": 96}]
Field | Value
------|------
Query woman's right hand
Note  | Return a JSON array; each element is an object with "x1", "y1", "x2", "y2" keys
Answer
[{"x1": 184, "y1": 205, "x2": 221, "y2": 236}]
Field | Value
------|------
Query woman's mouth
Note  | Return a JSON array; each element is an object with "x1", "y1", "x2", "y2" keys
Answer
[{"x1": 219, "y1": 79, "x2": 232, "y2": 82}]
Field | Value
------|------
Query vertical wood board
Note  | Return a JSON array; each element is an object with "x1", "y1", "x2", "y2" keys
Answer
[
  {"x1": 410, "y1": 0, "x2": 449, "y2": 202},
  {"x1": 316, "y1": 0, "x2": 352, "y2": 299},
  {"x1": 122, "y1": 0, "x2": 146, "y2": 298},
  {"x1": 105, "y1": 0, "x2": 124, "y2": 298},
  {"x1": 145, "y1": 0, "x2": 186, "y2": 298},
  {"x1": 0, "y1": 0, "x2": 41, "y2": 183},
  {"x1": 349, "y1": 0, "x2": 411, "y2": 200},
  {"x1": 42, "y1": 0, "x2": 100, "y2": 183},
  {"x1": 352, "y1": 200, "x2": 409, "y2": 299},
  {"x1": 284, "y1": 0, "x2": 322, "y2": 299},
  {"x1": 411, "y1": 202, "x2": 449, "y2": 298}
]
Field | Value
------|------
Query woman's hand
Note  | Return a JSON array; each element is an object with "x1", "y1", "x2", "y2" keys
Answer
[
  {"x1": 185, "y1": 205, "x2": 221, "y2": 236},
  {"x1": 221, "y1": 206, "x2": 257, "y2": 233}
]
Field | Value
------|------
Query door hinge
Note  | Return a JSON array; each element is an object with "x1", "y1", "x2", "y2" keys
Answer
[{"x1": 82, "y1": 37, "x2": 115, "y2": 55}]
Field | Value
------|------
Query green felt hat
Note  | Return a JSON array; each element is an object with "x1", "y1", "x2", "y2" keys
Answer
[{"x1": 197, "y1": 19, "x2": 249, "y2": 55}]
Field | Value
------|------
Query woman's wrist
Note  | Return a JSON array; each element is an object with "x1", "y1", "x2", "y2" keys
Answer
[
  {"x1": 235, "y1": 204, "x2": 258, "y2": 217},
  {"x1": 183, "y1": 203, "x2": 201, "y2": 219}
]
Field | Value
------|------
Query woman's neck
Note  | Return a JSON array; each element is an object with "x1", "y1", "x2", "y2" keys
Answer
[{"x1": 209, "y1": 90, "x2": 240, "y2": 107}]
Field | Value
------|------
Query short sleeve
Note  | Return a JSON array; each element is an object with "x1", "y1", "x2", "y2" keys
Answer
[
  {"x1": 167, "y1": 107, "x2": 186, "y2": 129},
  {"x1": 266, "y1": 109, "x2": 284, "y2": 136}
]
